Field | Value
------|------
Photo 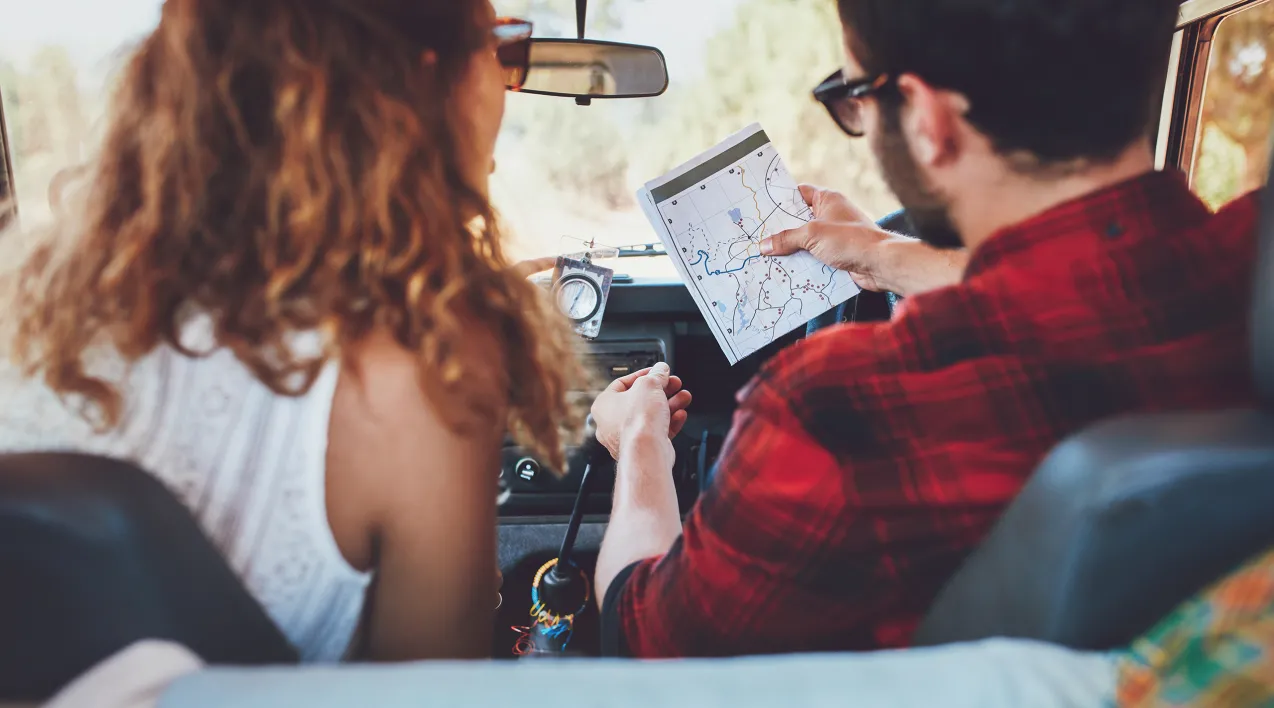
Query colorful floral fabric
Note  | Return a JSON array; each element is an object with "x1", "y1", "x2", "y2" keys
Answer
[{"x1": 1118, "y1": 548, "x2": 1274, "y2": 707}]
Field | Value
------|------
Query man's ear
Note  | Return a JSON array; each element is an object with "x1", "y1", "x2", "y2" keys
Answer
[{"x1": 895, "y1": 73, "x2": 964, "y2": 167}]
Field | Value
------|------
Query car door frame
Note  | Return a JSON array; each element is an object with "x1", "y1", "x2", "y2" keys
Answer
[
  {"x1": 1157, "y1": 0, "x2": 1272, "y2": 182},
  {"x1": 0, "y1": 86, "x2": 16, "y2": 231}
]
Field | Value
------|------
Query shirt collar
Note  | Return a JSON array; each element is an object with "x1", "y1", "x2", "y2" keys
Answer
[{"x1": 963, "y1": 170, "x2": 1210, "y2": 280}]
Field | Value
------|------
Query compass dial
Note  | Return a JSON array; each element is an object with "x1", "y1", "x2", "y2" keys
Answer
[{"x1": 554, "y1": 275, "x2": 602, "y2": 323}]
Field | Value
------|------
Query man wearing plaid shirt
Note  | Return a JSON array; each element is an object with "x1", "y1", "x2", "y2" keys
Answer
[{"x1": 589, "y1": 0, "x2": 1264, "y2": 658}]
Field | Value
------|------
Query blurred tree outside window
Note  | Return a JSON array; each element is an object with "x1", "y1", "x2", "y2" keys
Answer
[
  {"x1": 0, "y1": 46, "x2": 95, "y2": 228},
  {"x1": 1191, "y1": 0, "x2": 1274, "y2": 211},
  {"x1": 0, "y1": 1, "x2": 157, "y2": 230},
  {"x1": 491, "y1": 0, "x2": 898, "y2": 276},
  {"x1": 14, "y1": 1, "x2": 1270, "y2": 275},
  {"x1": 0, "y1": 0, "x2": 899, "y2": 279}
]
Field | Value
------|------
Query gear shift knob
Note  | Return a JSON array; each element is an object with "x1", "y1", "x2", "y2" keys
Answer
[
  {"x1": 539, "y1": 561, "x2": 590, "y2": 617},
  {"x1": 517, "y1": 423, "x2": 613, "y2": 656}
]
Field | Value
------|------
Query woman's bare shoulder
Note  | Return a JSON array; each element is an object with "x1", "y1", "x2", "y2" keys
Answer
[
  {"x1": 325, "y1": 328, "x2": 504, "y2": 659},
  {"x1": 323, "y1": 328, "x2": 505, "y2": 572},
  {"x1": 336, "y1": 327, "x2": 507, "y2": 426}
]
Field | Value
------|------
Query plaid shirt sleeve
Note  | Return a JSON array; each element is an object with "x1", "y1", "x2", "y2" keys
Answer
[
  {"x1": 614, "y1": 346, "x2": 861, "y2": 657},
  {"x1": 612, "y1": 323, "x2": 1009, "y2": 657}
]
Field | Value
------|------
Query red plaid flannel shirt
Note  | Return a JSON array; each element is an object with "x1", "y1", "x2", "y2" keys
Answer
[{"x1": 612, "y1": 171, "x2": 1262, "y2": 658}]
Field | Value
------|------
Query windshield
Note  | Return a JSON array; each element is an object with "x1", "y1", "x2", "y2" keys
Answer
[
  {"x1": 492, "y1": 0, "x2": 899, "y2": 278},
  {"x1": 0, "y1": 0, "x2": 898, "y2": 279}
]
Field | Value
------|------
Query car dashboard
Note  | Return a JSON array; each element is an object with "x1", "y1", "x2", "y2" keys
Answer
[
  {"x1": 492, "y1": 215, "x2": 902, "y2": 658},
  {"x1": 497, "y1": 275, "x2": 803, "y2": 521}
]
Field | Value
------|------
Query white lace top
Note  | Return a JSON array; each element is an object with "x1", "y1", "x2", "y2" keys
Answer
[{"x1": 0, "y1": 325, "x2": 372, "y2": 663}]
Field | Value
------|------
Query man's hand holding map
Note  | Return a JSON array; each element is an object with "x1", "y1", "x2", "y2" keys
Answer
[{"x1": 638, "y1": 123, "x2": 861, "y2": 364}]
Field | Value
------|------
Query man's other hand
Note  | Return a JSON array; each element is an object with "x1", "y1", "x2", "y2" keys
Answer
[
  {"x1": 761, "y1": 185, "x2": 892, "y2": 292},
  {"x1": 591, "y1": 363, "x2": 692, "y2": 461}
]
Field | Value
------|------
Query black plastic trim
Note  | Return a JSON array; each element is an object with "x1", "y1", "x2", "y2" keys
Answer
[{"x1": 603, "y1": 278, "x2": 698, "y2": 317}]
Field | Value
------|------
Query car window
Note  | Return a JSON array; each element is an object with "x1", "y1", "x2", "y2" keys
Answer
[
  {"x1": 1190, "y1": 0, "x2": 1274, "y2": 210},
  {"x1": 0, "y1": 1, "x2": 159, "y2": 228},
  {"x1": 493, "y1": 0, "x2": 899, "y2": 277},
  {"x1": 0, "y1": 88, "x2": 15, "y2": 232}
]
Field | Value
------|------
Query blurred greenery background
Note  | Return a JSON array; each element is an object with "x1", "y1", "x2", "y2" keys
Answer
[
  {"x1": 0, "y1": 0, "x2": 896, "y2": 277},
  {"x1": 490, "y1": 0, "x2": 897, "y2": 275},
  {"x1": 1191, "y1": 0, "x2": 1274, "y2": 211}
]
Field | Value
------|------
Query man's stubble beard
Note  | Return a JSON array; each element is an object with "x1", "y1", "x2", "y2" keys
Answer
[{"x1": 871, "y1": 100, "x2": 966, "y2": 251}]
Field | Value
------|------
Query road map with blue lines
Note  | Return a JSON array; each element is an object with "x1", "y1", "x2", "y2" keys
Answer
[{"x1": 638, "y1": 123, "x2": 860, "y2": 364}]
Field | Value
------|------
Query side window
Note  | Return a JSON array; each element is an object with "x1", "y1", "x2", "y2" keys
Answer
[
  {"x1": 0, "y1": 88, "x2": 15, "y2": 231},
  {"x1": 1188, "y1": 0, "x2": 1274, "y2": 209},
  {"x1": 0, "y1": 3, "x2": 160, "y2": 228}
]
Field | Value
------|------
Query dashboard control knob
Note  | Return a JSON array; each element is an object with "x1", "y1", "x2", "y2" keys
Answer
[{"x1": 515, "y1": 457, "x2": 541, "y2": 483}]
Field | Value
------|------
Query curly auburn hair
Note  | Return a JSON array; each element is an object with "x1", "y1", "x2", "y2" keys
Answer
[{"x1": 6, "y1": 0, "x2": 588, "y2": 471}]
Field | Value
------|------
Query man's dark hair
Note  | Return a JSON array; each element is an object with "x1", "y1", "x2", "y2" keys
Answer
[{"x1": 838, "y1": 0, "x2": 1180, "y2": 166}]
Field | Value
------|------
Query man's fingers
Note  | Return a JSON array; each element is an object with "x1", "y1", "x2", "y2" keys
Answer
[
  {"x1": 668, "y1": 390, "x2": 693, "y2": 413},
  {"x1": 669, "y1": 410, "x2": 689, "y2": 439},
  {"x1": 633, "y1": 362, "x2": 671, "y2": 392},
  {"x1": 608, "y1": 367, "x2": 653, "y2": 392},
  {"x1": 641, "y1": 362, "x2": 672, "y2": 388},
  {"x1": 613, "y1": 365, "x2": 679, "y2": 396},
  {"x1": 797, "y1": 184, "x2": 820, "y2": 206},
  {"x1": 761, "y1": 224, "x2": 811, "y2": 256},
  {"x1": 849, "y1": 272, "x2": 881, "y2": 292}
]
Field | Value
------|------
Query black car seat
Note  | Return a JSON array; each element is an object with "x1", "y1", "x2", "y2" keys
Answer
[
  {"x1": 0, "y1": 453, "x2": 297, "y2": 702},
  {"x1": 914, "y1": 152, "x2": 1274, "y2": 649}
]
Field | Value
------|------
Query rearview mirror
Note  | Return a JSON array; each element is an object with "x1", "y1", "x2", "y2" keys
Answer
[{"x1": 519, "y1": 39, "x2": 669, "y2": 100}]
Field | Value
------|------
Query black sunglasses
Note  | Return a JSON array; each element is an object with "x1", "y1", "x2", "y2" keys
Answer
[
  {"x1": 493, "y1": 17, "x2": 534, "y2": 90},
  {"x1": 812, "y1": 70, "x2": 893, "y2": 137}
]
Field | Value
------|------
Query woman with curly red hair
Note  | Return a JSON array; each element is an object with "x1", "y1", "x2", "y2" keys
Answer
[{"x1": 0, "y1": 0, "x2": 588, "y2": 662}]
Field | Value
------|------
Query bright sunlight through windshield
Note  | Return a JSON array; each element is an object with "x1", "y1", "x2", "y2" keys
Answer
[{"x1": 0, "y1": 0, "x2": 901, "y2": 278}]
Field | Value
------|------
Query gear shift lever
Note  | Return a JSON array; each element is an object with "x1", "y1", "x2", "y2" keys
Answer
[
  {"x1": 555, "y1": 432, "x2": 609, "y2": 571},
  {"x1": 518, "y1": 419, "x2": 613, "y2": 655}
]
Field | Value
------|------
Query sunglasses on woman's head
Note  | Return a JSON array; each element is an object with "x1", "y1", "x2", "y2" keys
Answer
[
  {"x1": 493, "y1": 17, "x2": 533, "y2": 90},
  {"x1": 813, "y1": 70, "x2": 893, "y2": 137}
]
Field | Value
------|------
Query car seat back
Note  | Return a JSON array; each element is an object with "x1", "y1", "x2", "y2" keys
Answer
[
  {"x1": 0, "y1": 453, "x2": 297, "y2": 702},
  {"x1": 915, "y1": 146, "x2": 1274, "y2": 649}
]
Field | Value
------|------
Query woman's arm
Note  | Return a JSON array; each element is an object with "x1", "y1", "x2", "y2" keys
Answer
[{"x1": 327, "y1": 329, "x2": 502, "y2": 661}]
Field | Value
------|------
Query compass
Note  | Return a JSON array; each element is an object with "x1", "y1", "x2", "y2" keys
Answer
[
  {"x1": 554, "y1": 274, "x2": 603, "y2": 323},
  {"x1": 550, "y1": 255, "x2": 613, "y2": 339}
]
